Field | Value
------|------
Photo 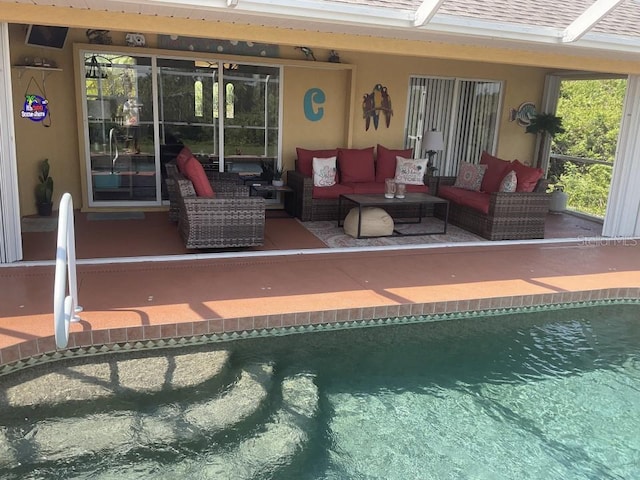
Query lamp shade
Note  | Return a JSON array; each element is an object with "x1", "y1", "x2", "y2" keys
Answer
[{"x1": 423, "y1": 130, "x2": 444, "y2": 152}]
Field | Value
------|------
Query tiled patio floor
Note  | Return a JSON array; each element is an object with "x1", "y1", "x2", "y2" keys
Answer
[{"x1": 2, "y1": 232, "x2": 638, "y2": 371}]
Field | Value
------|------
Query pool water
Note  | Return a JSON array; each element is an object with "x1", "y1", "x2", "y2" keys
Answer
[{"x1": 1, "y1": 304, "x2": 639, "y2": 479}]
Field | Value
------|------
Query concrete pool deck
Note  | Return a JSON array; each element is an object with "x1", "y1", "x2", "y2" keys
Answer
[{"x1": 1, "y1": 240, "x2": 639, "y2": 373}]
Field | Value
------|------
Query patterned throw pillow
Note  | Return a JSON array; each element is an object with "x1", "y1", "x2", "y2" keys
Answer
[
  {"x1": 454, "y1": 162, "x2": 487, "y2": 191},
  {"x1": 394, "y1": 157, "x2": 428, "y2": 185},
  {"x1": 499, "y1": 170, "x2": 518, "y2": 193},
  {"x1": 313, "y1": 156, "x2": 337, "y2": 187}
]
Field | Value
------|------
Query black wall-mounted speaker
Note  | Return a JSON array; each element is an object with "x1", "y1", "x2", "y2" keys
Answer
[{"x1": 25, "y1": 25, "x2": 69, "y2": 49}]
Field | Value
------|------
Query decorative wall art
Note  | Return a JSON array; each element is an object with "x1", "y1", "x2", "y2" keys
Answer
[
  {"x1": 509, "y1": 101, "x2": 537, "y2": 128},
  {"x1": 303, "y1": 88, "x2": 325, "y2": 121},
  {"x1": 158, "y1": 36, "x2": 280, "y2": 58},
  {"x1": 362, "y1": 84, "x2": 393, "y2": 131},
  {"x1": 21, "y1": 94, "x2": 48, "y2": 123}
]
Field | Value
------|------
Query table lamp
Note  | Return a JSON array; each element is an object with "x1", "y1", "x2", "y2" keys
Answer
[{"x1": 423, "y1": 129, "x2": 444, "y2": 175}]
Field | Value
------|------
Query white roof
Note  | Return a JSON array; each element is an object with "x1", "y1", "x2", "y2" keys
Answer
[{"x1": 5, "y1": 0, "x2": 640, "y2": 59}]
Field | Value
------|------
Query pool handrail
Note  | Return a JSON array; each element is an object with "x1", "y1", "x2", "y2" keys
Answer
[{"x1": 54, "y1": 192, "x2": 82, "y2": 349}]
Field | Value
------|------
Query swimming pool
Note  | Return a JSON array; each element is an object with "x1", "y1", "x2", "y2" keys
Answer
[{"x1": 1, "y1": 303, "x2": 639, "y2": 479}]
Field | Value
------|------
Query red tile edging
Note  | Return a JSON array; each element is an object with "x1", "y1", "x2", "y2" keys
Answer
[{"x1": 1, "y1": 288, "x2": 639, "y2": 372}]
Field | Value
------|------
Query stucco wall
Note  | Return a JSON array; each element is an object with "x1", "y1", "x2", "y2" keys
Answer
[{"x1": 8, "y1": 24, "x2": 547, "y2": 215}]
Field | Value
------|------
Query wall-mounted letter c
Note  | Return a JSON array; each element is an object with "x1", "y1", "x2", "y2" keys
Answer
[{"x1": 304, "y1": 88, "x2": 325, "y2": 121}]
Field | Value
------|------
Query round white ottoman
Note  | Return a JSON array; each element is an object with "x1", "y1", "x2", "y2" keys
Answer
[{"x1": 343, "y1": 207, "x2": 394, "y2": 238}]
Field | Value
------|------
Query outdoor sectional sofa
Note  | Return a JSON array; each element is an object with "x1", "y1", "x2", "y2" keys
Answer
[
  {"x1": 434, "y1": 152, "x2": 550, "y2": 240},
  {"x1": 286, "y1": 145, "x2": 436, "y2": 221}
]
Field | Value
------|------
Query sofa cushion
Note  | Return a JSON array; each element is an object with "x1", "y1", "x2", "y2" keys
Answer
[
  {"x1": 312, "y1": 156, "x2": 337, "y2": 187},
  {"x1": 510, "y1": 159, "x2": 544, "y2": 192},
  {"x1": 454, "y1": 162, "x2": 487, "y2": 191},
  {"x1": 480, "y1": 151, "x2": 510, "y2": 193},
  {"x1": 176, "y1": 146, "x2": 192, "y2": 173},
  {"x1": 311, "y1": 183, "x2": 354, "y2": 199},
  {"x1": 438, "y1": 186, "x2": 490, "y2": 214},
  {"x1": 296, "y1": 148, "x2": 339, "y2": 177},
  {"x1": 338, "y1": 147, "x2": 375, "y2": 183},
  {"x1": 406, "y1": 184, "x2": 429, "y2": 194},
  {"x1": 342, "y1": 182, "x2": 386, "y2": 195},
  {"x1": 376, "y1": 144, "x2": 413, "y2": 183},
  {"x1": 395, "y1": 157, "x2": 428, "y2": 185},
  {"x1": 499, "y1": 170, "x2": 518, "y2": 193},
  {"x1": 183, "y1": 156, "x2": 215, "y2": 198}
]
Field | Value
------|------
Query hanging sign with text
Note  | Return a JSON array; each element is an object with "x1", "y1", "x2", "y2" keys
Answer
[{"x1": 21, "y1": 94, "x2": 49, "y2": 122}]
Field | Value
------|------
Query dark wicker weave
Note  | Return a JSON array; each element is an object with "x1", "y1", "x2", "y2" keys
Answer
[
  {"x1": 165, "y1": 163, "x2": 243, "y2": 222},
  {"x1": 172, "y1": 171, "x2": 265, "y2": 249},
  {"x1": 286, "y1": 170, "x2": 431, "y2": 221},
  {"x1": 435, "y1": 176, "x2": 550, "y2": 240}
]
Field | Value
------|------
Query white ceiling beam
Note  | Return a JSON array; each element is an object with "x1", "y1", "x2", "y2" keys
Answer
[
  {"x1": 562, "y1": 0, "x2": 624, "y2": 43},
  {"x1": 413, "y1": 0, "x2": 446, "y2": 27}
]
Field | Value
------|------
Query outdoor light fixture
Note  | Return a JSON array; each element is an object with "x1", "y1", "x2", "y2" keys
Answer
[
  {"x1": 85, "y1": 55, "x2": 109, "y2": 79},
  {"x1": 423, "y1": 128, "x2": 444, "y2": 174}
]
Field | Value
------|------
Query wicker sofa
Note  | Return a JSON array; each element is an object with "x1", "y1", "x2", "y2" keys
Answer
[
  {"x1": 434, "y1": 154, "x2": 550, "y2": 240},
  {"x1": 286, "y1": 145, "x2": 435, "y2": 221},
  {"x1": 170, "y1": 170, "x2": 265, "y2": 249}
]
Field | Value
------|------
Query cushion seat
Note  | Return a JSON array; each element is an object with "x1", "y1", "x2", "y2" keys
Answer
[
  {"x1": 312, "y1": 183, "x2": 354, "y2": 199},
  {"x1": 438, "y1": 185, "x2": 490, "y2": 214},
  {"x1": 343, "y1": 207, "x2": 394, "y2": 238},
  {"x1": 342, "y1": 181, "x2": 386, "y2": 195}
]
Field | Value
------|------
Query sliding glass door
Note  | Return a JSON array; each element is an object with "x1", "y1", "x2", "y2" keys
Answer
[
  {"x1": 80, "y1": 49, "x2": 281, "y2": 207},
  {"x1": 84, "y1": 53, "x2": 157, "y2": 204},
  {"x1": 405, "y1": 76, "x2": 503, "y2": 176}
]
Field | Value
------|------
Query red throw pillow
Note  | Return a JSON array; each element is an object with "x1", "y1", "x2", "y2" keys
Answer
[
  {"x1": 479, "y1": 151, "x2": 510, "y2": 193},
  {"x1": 376, "y1": 144, "x2": 413, "y2": 183},
  {"x1": 176, "y1": 146, "x2": 192, "y2": 173},
  {"x1": 183, "y1": 156, "x2": 215, "y2": 198},
  {"x1": 296, "y1": 148, "x2": 339, "y2": 177},
  {"x1": 510, "y1": 159, "x2": 544, "y2": 192},
  {"x1": 337, "y1": 147, "x2": 375, "y2": 183}
]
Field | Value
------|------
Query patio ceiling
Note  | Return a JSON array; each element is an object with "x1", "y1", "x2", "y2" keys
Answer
[{"x1": 3, "y1": 0, "x2": 640, "y2": 61}]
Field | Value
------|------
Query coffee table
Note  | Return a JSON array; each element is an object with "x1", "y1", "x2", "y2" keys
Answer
[{"x1": 338, "y1": 192, "x2": 449, "y2": 239}]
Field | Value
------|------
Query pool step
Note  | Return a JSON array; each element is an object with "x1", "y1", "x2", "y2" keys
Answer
[
  {"x1": 93, "y1": 373, "x2": 320, "y2": 479},
  {"x1": 0, "y1": 349, "x2": 231, "y2": 411},
  {"x1": 9, "y1": 362, "x2": 274, "y2": 464}
]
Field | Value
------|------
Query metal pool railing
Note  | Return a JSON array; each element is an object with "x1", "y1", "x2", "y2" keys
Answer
[{"x1": 54, "y1": 192, "x2": 82, "y2": 349}]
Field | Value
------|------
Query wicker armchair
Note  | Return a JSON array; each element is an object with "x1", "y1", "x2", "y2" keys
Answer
[
  {"x1": 435, "y1": 176, "x2": 550, "y2": 240},
  {"x1": 165, "y1": 162, "x2": 243, "y2": 222},
  {"x1": 172, "y1": 171, "x2": 265, "y2": 249}
]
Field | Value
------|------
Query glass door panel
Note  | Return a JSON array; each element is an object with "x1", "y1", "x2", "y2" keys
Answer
[
  {"x1": 157, "y1": 59, "x2": 220, "y2": 194},
  {"x1": 85, "y1": 53, "x2": 157, "y2": 203},
  {"x1": 222, "y1": 64, "x2": 280, "y2": 177}
]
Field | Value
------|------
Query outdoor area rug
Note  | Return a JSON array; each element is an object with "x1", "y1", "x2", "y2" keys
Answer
[
  {"x1": 21, "y1": 217, "x2": 58, "y2": 233},
  {"x1": 87, "y1": 212, "x2": 146, "y2": 221},
  {"x1": 300, "y1": 218, "x2": 484, "y2": 248}
]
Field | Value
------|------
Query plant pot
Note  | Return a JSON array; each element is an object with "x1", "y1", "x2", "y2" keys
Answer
[
  {"x1": 37, "y1": 202, "x2": 53, "y2": 217},
  {"x1": 272, "y1": 179, "x2": 284, "y2": 187},
  {"x1": 549, "y1": 190, "x2": 568, "y2": 213}
]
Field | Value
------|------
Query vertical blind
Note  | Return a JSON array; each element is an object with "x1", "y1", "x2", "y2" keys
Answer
[{"x1": 405, "y1": 76, "x2": 502, "y2": 176}]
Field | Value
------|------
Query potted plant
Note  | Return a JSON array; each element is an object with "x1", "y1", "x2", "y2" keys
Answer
[
  {"x1": 525, "y1": 112, "x2": 565, "y2": 169},
  {"x1": 35, "y1": 158, "x2": 54, "y2": 216},
  {"x1": 272, "y1": 166, "x2": 284, "y2": 187},
  {"x1": 548, "y1": 176, "x2": 568, "y2": 213}
]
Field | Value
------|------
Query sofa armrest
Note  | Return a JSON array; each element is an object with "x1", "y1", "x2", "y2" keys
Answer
[
  {"x1": 180, "y1": 195, "x2": 265, "y2": 213},
  {"x1": 489, "y1": 191, "x2": 550, "y2": 217},
  {"x1": 286, "y1": 169, "x2": 314, "y2": 219}
]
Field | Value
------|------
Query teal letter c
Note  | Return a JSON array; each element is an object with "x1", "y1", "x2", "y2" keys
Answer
[{"x1": 304, "y1": 88, "x2": 325, "y2": 121}]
